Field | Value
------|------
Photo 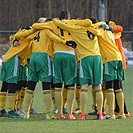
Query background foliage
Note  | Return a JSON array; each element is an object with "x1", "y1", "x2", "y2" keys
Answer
[
  {"x1": 0, "y1": 0, "x2": 133, "y2": 30},
  {"x1": 0, "y1": 0, "x2": 133, "y2": 57}
]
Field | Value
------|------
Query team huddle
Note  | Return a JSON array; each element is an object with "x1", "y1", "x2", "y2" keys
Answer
[{"x1": 0, "y1": 10, "x2": 130, "y2": 120}]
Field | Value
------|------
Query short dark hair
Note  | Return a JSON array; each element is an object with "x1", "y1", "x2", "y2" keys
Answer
[
  {"x1": 89, "y1": 17, "x2": 98, "y2": 24},
  {"x1": 105, "y1": 21, "x2": 109, "y2": 24},
  {"x1": 45, "y1": 18, "x2": 53, "y2": 22},
  {"x1": 59, "y1": 10, "x2": 70, "y2": 20}
]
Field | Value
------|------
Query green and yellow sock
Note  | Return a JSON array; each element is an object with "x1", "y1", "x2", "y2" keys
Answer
[
  {"x1": 76, "y1": 86, "x2": 81, "y2": 110},
  {"x1": 8, "y1": 93, "x2": 16, "y2": 112},
  {"x1": 55, "y1": 88, "x2": 63, "y2": 115},
  {"x1": 43, "y1": 90, "x2": 52, "y2": 116},
  {"x1": 115, "y1": 89, "x2": 124, "y2": 115},
  {"x1": 80, "y1": 88, "x2": 88, "y2": 114},
  {"x1": 106, "y1": 88, "x2": 115, "y2": 116},
  {"x1": 95, "y1": 88, "x2": 103, "y2": 113},
  {"x1": 62, "y1": 87, "x2": 68, "y2": 108},
  {"x1": 18, "y1": 87, "x2": 27, "y2": 108},
  {"x1": 67, "y1": 86, "x2": 75, "y2": 114},
  {"x1": 23, "y1": 90, "x2": 33, "y2": 114},
  {"x1": 0, "y1": 92, "x2": 7, "y2": 110}
]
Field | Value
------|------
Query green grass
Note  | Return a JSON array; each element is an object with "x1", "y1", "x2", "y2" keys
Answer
[{"x1": 0, "y1": 66, "x2": 133, "y2": 133}]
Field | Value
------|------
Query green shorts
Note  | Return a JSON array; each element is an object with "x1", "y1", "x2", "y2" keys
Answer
[
  {"x1": 28, "y1": 52, "x2": 52, "y2": 82},
  {"x1": 79, "y1": 55, "x2": 103, "y2": 86},
  {"x1": 103, "y1": 61, "x2": 124, "y2": 81},
  {"x1": 1, "y1": 55, "x2": 20, "y2": 84},
  {"x1": 53, "y1": 52, "x2": 77, "y2": 85},
  {"x1": 18, "y1": 65, "x2": 28, "y2": 81}
]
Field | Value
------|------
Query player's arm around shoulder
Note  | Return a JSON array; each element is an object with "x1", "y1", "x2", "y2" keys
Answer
[
  {"x1": 14, "y1": 27, "x2": 33, "y2": 40},
  {"x1": 47, "y1": 29, "x2": 66, "y2": 44},
  {"x1": 32, "y1": 21, "x2": 53, "y2": 30}
]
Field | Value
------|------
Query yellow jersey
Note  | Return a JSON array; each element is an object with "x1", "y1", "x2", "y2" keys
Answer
[
  {"x1": 94, "y1": 22, "x2": 122, "y2": 63},
  {"x1": 3, "y1": 28, "x2": 33, "y2": 66},
  {"x1": 32, "y1": 21, "x2": 74, "y2": 53},
  {"x1": 53, "y1": 18, "x2": 101, "y2": 61}
]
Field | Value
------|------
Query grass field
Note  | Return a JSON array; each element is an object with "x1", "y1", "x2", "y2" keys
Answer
[{"x1": 0, "y1": 66, "x2": 133, "y2": 133}]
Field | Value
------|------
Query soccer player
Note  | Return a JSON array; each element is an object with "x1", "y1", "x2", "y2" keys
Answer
[
  {"x1": 96, "y1": 21, "x2": 126, "y2": 119},
  {"x1": 23, "y1": 19, "x2": 54, "y2": 119},
  {"x1": 0, "y1": 27, "x2": 32, "y2": 118},
  {"x1": 24, "y1": 17, "x2": 76, "y2": 119},
  {"x1": 107, "y1": 21, "x2": 130, "y2": 117},
  {"x1": 53, "y1": 18, "x2": 104, "y2": 120},
  {"x1": 32, "y1": 11, "x2": 78, "y2": 120},
  {"x1": 88, "y1": 18, "x2": 107, "y2": 116},
  {"x1": 12, "y1": 27, "x2": 42, "y2": 116}
]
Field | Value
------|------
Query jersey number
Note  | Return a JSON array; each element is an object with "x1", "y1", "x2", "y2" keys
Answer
[
  {"x1": 34, "y1": 32, "x2": 40, "y2": 42},
  {"x1": 57, "y1": 26, "x2": 70, "y2": 36},
  {"x1": 87, "y1": 30, "x2": 95, "y2": 40}
]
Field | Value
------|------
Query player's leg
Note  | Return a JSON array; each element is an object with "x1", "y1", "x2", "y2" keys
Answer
[
  {"x1": 78, "y1": 56, "x2": 103, "y2": 120},
  {"x1": 88, "y1": 83, "x2": 107, "y2": 116},
  {"x1": 114, "y1": 81, "x2": 130, "y2": 117},
  {"x1": 104, "y1": 81, "x2": 115, "y2": 119},
  {"x1": 23, "y1": 53, "x2": 38, "y2": 118},
  {"x1": 17, "y1": 65, "x2": 28, "y2": 114},
  {"x1": 73, "y1": 67, "x2": 82, "y2": 114},
  {"x1": 17, "y1": 82, "x2": 27, "y2": 114},
  {"x1": 66, "y1": 84, "x2": 76, "y2": 120},
  {"x1": 52, "y1": 53, "x2": 68, "y2": 120},
  {"x1": 73, "y1": 85, "x2": 82, "y2": 114},
  {"x1": 93, "y1": 56, "x2": 103, "y2": 120},
  {"x1": 88, "y1": 86, "x2": 98, "y2": 115},
  {"x1": 39, "y1": 53, "x2": 56, "y2": 120},
  {"x1": 63, "y1": 54, "x2": 76, "y2": 120},
  {"x1": 94, "y1": 84, "x2": 103, "y2": 120},
  {"x1": 78, "y1": 84, "x2": 88, "y2": 120},
  {"x1": 62, "y1": 85, "x2": 68, "y2": 114},
  {"x1": 14, "y1": 81, "x2": 22, "y2": 113},
  {"x1": 42, "y1": 82, "x2": 55, "y2": 120},
  {"x1": 0, "y1": 81, "x2": 8, "y2": 117},
  {"x1": 114, "y1": 80, "x2": 126, "y2": 119},
  {"x1": 23, "y1": 81, "x2": 36, "y2": 119},
  {"x1": 50, "y1": 84, "x2": 58, "y2": 114},
  {"x1": 0, "y1": 62, "x2": 8, "y2": 117},
  {"x1": 7, "y1": 83, "x2": 23, "y2": 118},
  {"x1": 114, "y1": 61, "x2": 126, "y2": 119},
  {"x1": 54, "y1": 83, "x2": 64, "y2": 119},
  {"x1": 3, "y1": 56, "x2": 22, "y2": 118},
  {"x1": 14, "y1": 65, "x2": 24, "y2": 113},
  {"x1": 103, "y1": 62, "x2": 117, "y2": 119},
  {"x1": 50, "y1": 62, "x2": 58, "y2": 114},
  {"x1": 102, "y1": 81, "x2": 107, "y2": 116}
]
